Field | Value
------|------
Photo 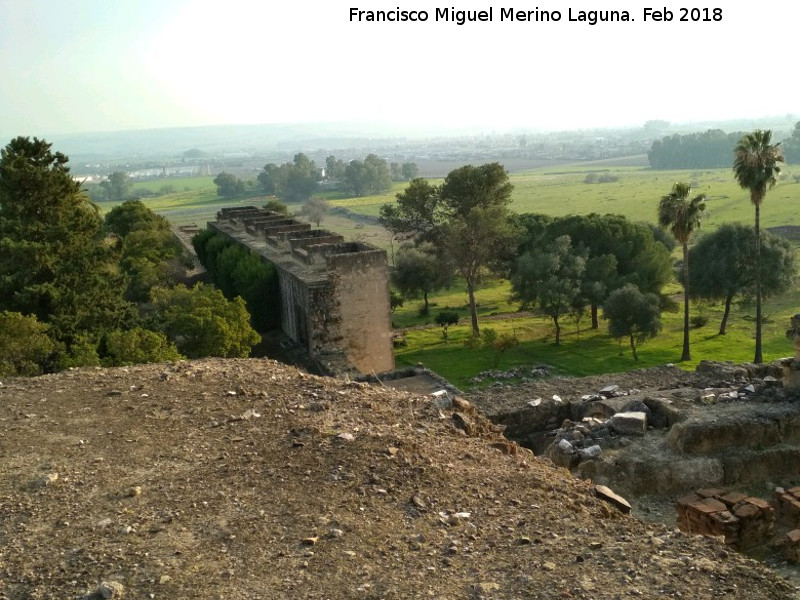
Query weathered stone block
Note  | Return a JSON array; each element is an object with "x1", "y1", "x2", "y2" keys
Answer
[{"x1": 609, "y1": 411, "x2": 647, "y2": 436}]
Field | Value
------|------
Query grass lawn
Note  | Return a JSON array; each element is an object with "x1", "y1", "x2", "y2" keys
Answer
[{"x1": 393, "y1": 278, "x2": 800, "y2": 389}]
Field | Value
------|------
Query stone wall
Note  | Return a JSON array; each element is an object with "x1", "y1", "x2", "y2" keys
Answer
[{"x1": 209, "y1": 207, "x2": 394, "y2": 375}]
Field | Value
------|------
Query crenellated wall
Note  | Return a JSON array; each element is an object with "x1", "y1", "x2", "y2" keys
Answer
[{"x1": 209, "y1": 206, "x2": 394, "y2": 375}]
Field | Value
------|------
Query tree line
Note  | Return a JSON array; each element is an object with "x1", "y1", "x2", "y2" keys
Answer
[
  {"x1": 256, "y1": 153, "x2": 417, "y2": 203},
  {"x1": 648, "y1": 123, "x2": 800, "y2": 169},
  {"x1": 383, "y1": 129, "x2": 795, "y2": 363},
  {"x1": 0, "y1": 137, "x2": 262, "y2": 377}
]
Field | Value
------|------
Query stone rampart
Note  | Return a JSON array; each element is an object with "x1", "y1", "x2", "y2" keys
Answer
[{"x1": 210, "y1": 207, "x2": 394, "y2": 375}]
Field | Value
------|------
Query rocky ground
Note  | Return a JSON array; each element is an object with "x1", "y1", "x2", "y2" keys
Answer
[{"x1": 1, "y1": 359, "x2": 798, "y2": 599}]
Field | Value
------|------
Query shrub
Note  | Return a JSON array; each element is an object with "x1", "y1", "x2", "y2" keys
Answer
[
  {"x1": 150, "y1": 284, "x2": 261, "y2": 358},
  {"x1": 690, "y1": 315, "x2": 709, "y2": 329},
  {"x1": 434, "y1": 310, "x2": 460, "y2": 340},
  {"x1": 103, "y1": 328, "x2": 183, "y2": 366},
  {"x1": 56, "y1": 334, "x2": 101, "y2": 370},
  {"x1": 0, "y1": 311, "x2": 55, "y2": 376}
]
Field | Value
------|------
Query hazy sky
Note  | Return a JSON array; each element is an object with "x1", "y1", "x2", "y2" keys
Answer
[{"x1": 1, "y1": 0, "x2": 796, "y2": 138}]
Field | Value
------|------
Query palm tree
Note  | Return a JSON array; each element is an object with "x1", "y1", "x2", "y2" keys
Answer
[
  {"x1": 733, "y1": 130, "x2": 784, "y2": 364},
  {"x1": 658, "y1": 182, "x2": 706, "y2": 362}
]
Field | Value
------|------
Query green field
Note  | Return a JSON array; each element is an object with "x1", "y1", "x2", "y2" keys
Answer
[
  {"x1": 507, "y1": 166, "x2": 800, "y2": 231},
  {"x1": 327, "y1": 164, "x2": 800, "y2": 231},
  {"x1": 120, "y1": 163, "x2": 800, "y2": 387},
  {"x1": 390, "y1": 275, "x2": 800, "y2": 389},
  {"x1": 116, "y1": 163, "x2": 800, "y2": 233}
]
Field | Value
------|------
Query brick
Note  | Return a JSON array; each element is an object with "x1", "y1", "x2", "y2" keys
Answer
[
  {"x1": 746, "y1": 497, "x2": 772, "y2": 510},
  {"x1": 699, "y1": 498, "x2": 728, "y2": 513},
  {"x1": 786, "y1": 529, "x2": 800, "y2": 544},
  {"x1": 719, "y1": 492, "x2": 748, "y2": 507},
  {"x1": 676, "y1": 494, "x2": 702, "y2": 509},
  {"x1": 733, "y1": 503, "x2": 760, "y2": 519}
]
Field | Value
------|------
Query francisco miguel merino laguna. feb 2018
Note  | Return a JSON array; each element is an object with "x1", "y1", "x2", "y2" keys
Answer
[{"x1": 349, "y1": 7, "x2": 723, "y2": 25}]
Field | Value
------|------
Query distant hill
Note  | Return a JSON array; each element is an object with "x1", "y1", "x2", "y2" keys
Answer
[{"x1": 46, "y1": 122, "x2": 469, "y2": 160}]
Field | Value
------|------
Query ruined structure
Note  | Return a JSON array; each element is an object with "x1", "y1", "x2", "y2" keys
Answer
[
  {"x1": 209, "y1": 207, "x2": 394, "y2": 374},
  {"x1": 676, "y1": 488, "x2": 775, "y2": 549},
  {"x1": 784, "y1": 313, "x2": 800, "y2": 388}
]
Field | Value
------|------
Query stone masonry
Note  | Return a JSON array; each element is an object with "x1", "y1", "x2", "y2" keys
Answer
[
  {"x1": 209, "y1": 206, "x2": 394, "y2": 375},
  {"x1": 676, "y1": 488, "x2": 775, "y2": 549},
  {"x1": 784, "y1": 313, "x2": 800, "y2": 388}
]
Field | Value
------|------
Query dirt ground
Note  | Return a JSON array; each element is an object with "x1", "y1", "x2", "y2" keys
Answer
[{"x1": 1, "y1": 359, "x2": 798, "y2": 599}]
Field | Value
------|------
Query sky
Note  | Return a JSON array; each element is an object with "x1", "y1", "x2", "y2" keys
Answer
[{"x1": 1, "y1": 0, "x2": 797, "y2": 138}]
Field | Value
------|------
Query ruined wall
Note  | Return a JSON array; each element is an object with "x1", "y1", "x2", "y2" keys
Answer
[
  {"x1": 326, "y1": 245, "x2": 394, "y2": 374},
  {"x1": 676, "y1": 488, "x2": 775, "y2": 549},
  {"x1": 209, "y1": 208, "x2": 394, "y2": 375}
]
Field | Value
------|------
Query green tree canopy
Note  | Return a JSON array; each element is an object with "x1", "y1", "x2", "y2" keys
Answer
[
  {"x1": 515, "y1": 213, "x2": 674, "y2": 329},
  {"x1": 512, "y1": 235, "x2": 586, "y2": 345},
  {"x1": 688, "y1": 225, "x2": 796, "y2": 335},
  {"x1": 258, "y1": 153, "x2": 319, "y2": 203},
  {"x1": 401, "y1": 162, "x2": 419, "y2": 181},
  {"x1": 191, "y1": 230, "x2": 281, "y2": 331},
  {"x1": 105, "y1": 199, "x2": 170, "y2": 237},
  {"x1": 0, "y1": 136, "x2": 136, "y2": 345},
  {"x1": 325, "y1": 155, "x2": 347, "y2": 181},
  {"x1": 105, "y1": 200, "x2": 184, "y2": 302},
  {"x1": 100, "y1": 171, "x2": 133, "y2": 201},
  {"x1": 390, "y1": 242, "x2": 453, "y2": 314},
  {"x1": 0, "y1": 311, "x2": 56, "y2": 376},
  {"x1": 263, "y1": 199, "x2": 289, "y2": 215},
  {"x1": 344, "y1": 154, "x2": 392, "y2": 196},
  {"x1": 439, "y1": 164, "x2": 519, "y2": 336},
  {"x1": 379, "y1": 164, "x2": 519, "y2": 336},
  {"x1": 434, "y1": 310, "x2": 459, "y2": 340},
  {"x1": 379, "y1": 178, "x2": 442, "y2": 243},
  {"x1": 214, "y1": 172, "x2": 246, "y2": 198},
  {"x1": 150, "y1": 283, "x2": 260, "y2": 358},
  {"x1": 603, "y1": 284, "x2": 662, "y2": 361},
  {"x1": 782, "y1": 121, "x2": 800, "y2": 164}
]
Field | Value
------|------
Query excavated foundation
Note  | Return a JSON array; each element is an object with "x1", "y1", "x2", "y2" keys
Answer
[{"x1": 473, "y1": 359, "x2": 800, "y2": 499}]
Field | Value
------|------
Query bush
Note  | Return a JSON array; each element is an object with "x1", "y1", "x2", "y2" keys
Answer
[
  {"x1": 0, "y1": 311, "x2": 55, "y2": 376},
  {"x1": 434, "y1": 310, "x2": 460, "y2": 339},
  {"x1": 390, "y1": 290, "x2": 404, "y2": 312},
  {"x1": 103, "y1": 328, "x2": 183, "y2": 366},
  {"x1": 150, "y1": 284, "x2": 261, "y2": 358},
  {"x1": 56, "y1": 334, "x2": 101, "y2": 370},
  {"x1": 690, "y1": 315, "x2": 709, "y2": 329}
]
